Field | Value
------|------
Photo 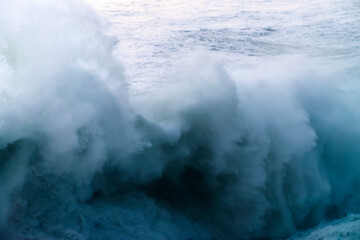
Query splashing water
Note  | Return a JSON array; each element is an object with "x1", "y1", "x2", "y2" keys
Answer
[{"x1": 1, "y1": 0, "x2": 360, "y2": 239}]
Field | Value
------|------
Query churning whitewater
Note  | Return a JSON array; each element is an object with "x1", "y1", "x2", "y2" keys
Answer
[{"x1": 1, "y1": 0, "x2": 360, "y2": 239}]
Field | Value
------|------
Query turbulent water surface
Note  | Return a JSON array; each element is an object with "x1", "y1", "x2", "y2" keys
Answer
[{"x1": 1, "y1": 0, "x2": 360, "y2": 239}]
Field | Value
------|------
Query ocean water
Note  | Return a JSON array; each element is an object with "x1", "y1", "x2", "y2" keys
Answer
[
  {"x1": 86, "y1": 0, "x2": 360, "y2": 93},
  {"x1": 1, "y1": 0, "x2": 360, "y2": 239}
]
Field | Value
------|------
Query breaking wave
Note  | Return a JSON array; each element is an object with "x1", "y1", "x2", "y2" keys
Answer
[{"x1": 1, "y1": 0, "x2": 360, "y2": 239}]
